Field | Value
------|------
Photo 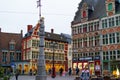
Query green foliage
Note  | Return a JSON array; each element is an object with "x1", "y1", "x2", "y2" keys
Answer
[
  {"x1": 3, "y1": 76, "x2": 8, "y2": 80},
  {"x1": 0, "y1": 66, "x2": 4, "y2": 78}
]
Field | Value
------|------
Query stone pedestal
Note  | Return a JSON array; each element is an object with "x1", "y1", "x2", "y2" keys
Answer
[{"x1": 36, "y1": 75, "x2": 47, "y2": 80}]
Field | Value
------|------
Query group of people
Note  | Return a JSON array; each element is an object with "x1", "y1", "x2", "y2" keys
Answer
[
  {"x1": 48, "y1": 67, "x2": 64, "y2": 76},
  {"x1": 69, "y1": 67, "x2": 90, "y2": 80}
]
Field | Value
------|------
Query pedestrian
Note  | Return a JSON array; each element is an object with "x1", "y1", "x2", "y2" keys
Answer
[
  {"x1": 15, "y1": 71, "x2": 19, "y2": 80},
  {"x1": 59, "y1": 67, "x2": 63, "y2": 76},
  {"x1": 48, "y1": 68, "x2": 51, "y2": 75},
  {"x1": 68, "y1": 67, "x2": 72, "y2": 76},
  {"x1": 80, "y1": 67, "x2": 90, "y2": 80},
  {"x1": 75, "y1": 67, "x2": 79, "y2": 75},
  {"x1": 29, "y1": 69, "x2": 32, "y2": 76},
  {"x1": 62, "y1": 70, "x2": 66, "y2": 76},
  {"x1": 22, "y1": 70, "x2": 24, "y2": 75}
]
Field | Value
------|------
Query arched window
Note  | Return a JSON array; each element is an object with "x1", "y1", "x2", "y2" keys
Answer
[
  {"x1": 83, "y1": 11, "x2": 86, "y2": 18},
  {"x1": 108, "y1": 3, "x2": 113, "y2": 11}
]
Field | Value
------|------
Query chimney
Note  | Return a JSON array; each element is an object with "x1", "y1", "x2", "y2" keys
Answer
[
  {"x1": 27, "y1": 25, "x2": 33, "y2": 32},
  {"x1": 51, "y1": 29, "x2": 54, "y2": 33},
  {"x1": 21, "y1": 30, "x2": 23, "y2": 37}
]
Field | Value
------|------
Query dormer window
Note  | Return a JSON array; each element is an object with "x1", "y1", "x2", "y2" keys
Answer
[
  {"x1": 10, "y1": 44, "x2": 15, "y2": 50},
  {"x1": 108, "y1": 3, "x2": 113, "y2": 11},
  {"x1": 106, "y1": 0, "x2": 115, "y2": 16},
  {"x1": 83, "y1": 11, "x2": 86, "y2": 18},
  {"x1": 81, "y1": 2, "x2": 88, "y2": 22},
  {"x1": 9, "y1": 39, "x2": 15, "y2": 50}
]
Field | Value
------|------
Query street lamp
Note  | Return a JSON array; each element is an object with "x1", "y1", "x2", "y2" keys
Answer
[{"x1": 50, "y1": 41, "x2": 57, "y2": 78}]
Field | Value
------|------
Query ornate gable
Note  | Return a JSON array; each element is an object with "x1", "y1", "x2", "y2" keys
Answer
[
  {"x1": 105, "y1": 0, "x2": 115, "y2": 16},
  {"x1": 81, "y1": 2, "x2": 88, "y2": 22}
]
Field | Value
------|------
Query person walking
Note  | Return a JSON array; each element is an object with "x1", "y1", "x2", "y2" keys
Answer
[
  {"x1": 59, "y1": 67, "x2": 63, "y2": 76},
  {"x1": 68, "y1": 67, "x2": 72, "y2": 76},
  {"x1": 15, "y1": 71, "x2": 19, "y2": 80},
  {"x1": 75, "y1": 67, "x2": 79, "y2": 75},
  {"x1": 80, "y1": 67, "x2": 90, "y2": 80},
  {"x1": 48, "y1": 68, "x2": 51, "y2": 75}
]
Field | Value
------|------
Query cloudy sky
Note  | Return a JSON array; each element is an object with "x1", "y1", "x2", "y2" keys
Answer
[{"x1": 0, "y1": 0, "x2": 81, "y2": 35}]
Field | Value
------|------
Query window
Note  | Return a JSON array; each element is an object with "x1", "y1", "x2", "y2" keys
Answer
[
  {"x1": 10, "y1": 52, "x2": 14, "y2": 62},
  {"x1": 103, "y1": 34, "x2": 108, "y2": 44},
  {"x1": 2, "y1": 52, "x2": 7, "y2": 62},
  {"x1": 9, "y1": 40, "x2": 15, "y2": 50},
  {"x1": 9, "y1": 44, "x2": 15, "y2": 50},
  {"x1": 109, "y1": 18, "x2": 114, "y2": 27},
  {"x1": 109, "y1": 33, "x2": 115, "y2": 44},
  {"x1": 102, "y1": 19, "x2": 107, "y2": 29},
  {"x1": 78, "y1": 25, "x2": 82, "y2": 33},
  {"x1": 73, "y1": 40, "x2": 75, "y2": 49},
  {"x1": 83, "y1": 24, "x2": 87, "y2": 33},
  {"x1": 72, "y1": 27, "x2": 76, "y2": 35},
  {"x1": 103, "y1": 51, "x2": 109, "y2": 60},
  {"x1": 95, "y1": 36, "x2": 100, "y2": 46},
  {"x1": 94, "y1": 21, "x2": 99, "y2": 30},
  {"x1": 116, "y1": 32, "x2": 120, "y2": 43},
  {"x1": 89, "y1": 23, "x2": 93, "y2": 31},
  {"x1": 95, "y1": 52, "x2": 100, "y2": 56},
  {"x1": 83, "y1": 11, "x2": 86, "y2": 18},
  {"x1": 117, "y1": 50, "x2": 120, "y2": 59},
  {"x1": 74, "y1": 39, "x2": 77, "y2": 48},
  {"x1": 108, "y1": 3, "x2": 113, "y2": 11},
  {"x1": 89, "y1": 37, "x2": 94, "y2": 46},
  {"x1": 80, "y1": 39, "x2": 83, "y2": 48},
  {"x1": 116, "y1": 16, "x2": 120, "y2": 26},
  {"x1": 110, "y1": 50, "x2": 116, "y2": 60},
  {"x1": 32, "y1": 40, "x2": 39, "y2": 47},
  {"x1": 112, "y1": 17, "x2": 115, "y2": 26},
  {"x1": 16, "y1": 52, "x2": 21, "y2": 60},
  {"x1": 78, "y1": 38, "x2": 82, "y2": 48},
  {"x1": 32, "y1": 51, "x2": 38, "y2": 59},
  {"x1": 83, "y1": 38, "x2": 87, "y2": 47}
]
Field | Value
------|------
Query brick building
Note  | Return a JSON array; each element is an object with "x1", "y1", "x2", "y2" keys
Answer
[
  {"x1": 21, "y1": 22, "x2": 69, "y2": 74},
  {"x1": 0, "y1": 28, "x2": 22, "y2": 68},
  {"x1": 71, "y1": 0, "x2": 120, "y2": 75}
]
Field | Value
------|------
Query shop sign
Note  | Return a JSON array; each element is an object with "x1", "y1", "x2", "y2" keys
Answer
[
  {"x1": 78, "y1": 57, "x2": 92, "y2": 61},
  {"x1": 72, "y1": 57, "x2": 78, "y2": 61},
  {"x1": 93, "y1": 56, "x2": 100, "y2": 60}
]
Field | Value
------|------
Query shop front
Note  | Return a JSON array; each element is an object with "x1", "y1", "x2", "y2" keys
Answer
[
  {"x1": 45, "y1": 60, "x2": 65, "y2": 74},
  {"x1": 78, "y1": 57, "x2": 92, "y2": 75},
  {"x1": 77, "y1": 56, "x2": 101, "y2": 75}
]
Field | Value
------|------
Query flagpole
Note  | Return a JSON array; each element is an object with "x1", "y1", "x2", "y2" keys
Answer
[{"x1": 36, "y1": 0, "x2": 47, "y2": 80}]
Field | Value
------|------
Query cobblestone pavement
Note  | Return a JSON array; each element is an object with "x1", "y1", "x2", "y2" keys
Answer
[{"x1": 10, "y1": 75, "x2": 76, "y2": 80}]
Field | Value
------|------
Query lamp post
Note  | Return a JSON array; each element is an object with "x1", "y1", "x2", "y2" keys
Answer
[
  {"x1": 35, "y1": 0, "x2": 47, "y2": 80},
  {"x1": 50, "y1": 41, "x2": 57, "y2": 78}
]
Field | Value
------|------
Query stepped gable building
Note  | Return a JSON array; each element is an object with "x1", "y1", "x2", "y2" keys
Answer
[
  {"x1": 71, "y1": 0, "x2": 120, "y2": 75},
  {"x1": 0, "y1": 28, "x2": 22, "y2": 68},
  {"x1": 21, "y1": 22, "x2": 69, "y2": 74}
]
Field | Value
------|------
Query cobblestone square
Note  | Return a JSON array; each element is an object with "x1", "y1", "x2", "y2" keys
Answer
[{"x1": 10, "y1": 75, "x2": 76, "y2": 80}]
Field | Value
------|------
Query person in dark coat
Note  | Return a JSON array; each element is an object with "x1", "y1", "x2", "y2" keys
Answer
[
  {"x1": 76, "y1": 67, "x2": 79, "y2": 75},
  {"x1": 15, "y1": 71, "x2": 19, "y2": 80},
  {"x1": 68, "y1": 67, "x2": 72, "y2": 76},
  {"x1": 59, "y1": 67, "x2": 63, "y2": 76},
  {"x1": 48, "y1": 68, "x2": 51, "y2": 75}
]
